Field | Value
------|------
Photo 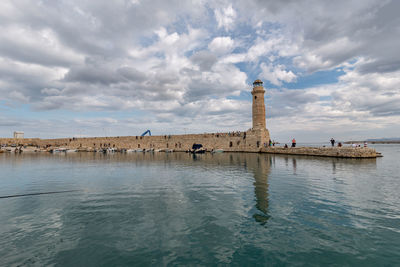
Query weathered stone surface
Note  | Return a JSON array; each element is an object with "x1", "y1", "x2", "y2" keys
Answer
[
  {"x1": 252, "y1": 80, "x2": 266, "y2": 130},
  {"x1": 262, "y1": 146, "x2": 378, "y2": 158},
  {"x1": 0, "y1": 131, "x2": 267, "y2": 152},
  {"x1": 0, "y1": 138, "x2": 380, "y2": 157}
]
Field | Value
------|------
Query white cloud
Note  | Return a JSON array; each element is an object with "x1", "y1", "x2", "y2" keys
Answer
[
  {"x1": 264, "y1": 64, "x2": 400, "y2": 141},
  {"x1": 208, "y1": 37, "x2": 234, "y2": 54},
  {"x1": 8, "y1": 91, "x2": 29, "y2": 103},
  {"x1": 260, "y1": 63, "x2": 296, "y2": 86},
  {"x1": 0, "y1": 26, "x2": 83, "y2": 67},
  {"x1": 293, "y1": 37, "x2": 360, "y2": 72},
  {"x1": 214, "y1": 4, "x2": 237, "y2": 31},
  {"x1": 41, "y1": 88, "x2": 61, "y2": 95}
]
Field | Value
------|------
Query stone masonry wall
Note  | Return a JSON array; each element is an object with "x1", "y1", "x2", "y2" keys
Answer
[
  {"x1": 0, "y1": 130, "x2": 270, "y2": 152},
  {"x1": 261, "y1": 146, "x2": 378, "y2": 158},
  {"x1": 0, "y1": 136, "x2": 380, "y2": 158}
]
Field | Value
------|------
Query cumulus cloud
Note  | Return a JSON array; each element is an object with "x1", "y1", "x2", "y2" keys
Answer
[
  {"x1": 260, "y1": 63, "x2": 296, "y2": 86},
  {"x1": 208, "y1": 37, "x2": 235, "y2": 54},
  {"x1": 190, "y1": 51, "x2": 217, "y2": 71},
  {"x1": 0, "y1": 26, "x2": 83, "y2": 67},
  {"x1": 8, "y1": 91, "x2": 29, "y2": 103},
  {"x1": 214, "y1": 5, "x2": 237, "y2": 31}
]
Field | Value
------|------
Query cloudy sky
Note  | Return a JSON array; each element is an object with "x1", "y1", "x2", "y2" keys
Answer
[{"x1": 0, "y1": 0, "x2": 399, "y2": 142}]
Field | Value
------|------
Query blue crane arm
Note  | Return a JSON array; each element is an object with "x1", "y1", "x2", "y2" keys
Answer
[{"x1": 141, "y1": 130, "x2": 151, "y2": 136}]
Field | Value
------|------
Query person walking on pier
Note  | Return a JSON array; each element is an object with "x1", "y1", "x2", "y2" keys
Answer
[
  {"x1": 291, "y1": 138, "x2": 296, "y2": 148},
  {"x1": 330, "y1": 138, "x2": 335, "y2": 147}
]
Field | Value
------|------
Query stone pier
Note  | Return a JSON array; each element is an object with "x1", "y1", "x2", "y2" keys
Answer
[{"x1": 261, "y1": 146, "x2": 380, "y2": 158}]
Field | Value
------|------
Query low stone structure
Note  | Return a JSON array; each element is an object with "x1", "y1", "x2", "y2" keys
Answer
[
  {"x1": 0, "y1": 138, "x2": 40, "y2": 146},
  {"x1": 262, "y1": 146, "x2": 379, "y2": 158},
  {"x1": 0, "y1": 137, "x2": 381, "y2": 158},
  {"x1": 13, "y1": 131, "x2": 24, "y2": 139},
  {"x1": 0, "y1": 131, "x2": 267, "y2": 152}
]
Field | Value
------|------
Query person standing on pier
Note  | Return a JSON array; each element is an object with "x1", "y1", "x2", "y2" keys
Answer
[
  {"x1": 291, "y1": 138, "x2": 296, "y2": 147},
  {"x1": 330, "y1": 138, "x2": 335, "y2": 147}
]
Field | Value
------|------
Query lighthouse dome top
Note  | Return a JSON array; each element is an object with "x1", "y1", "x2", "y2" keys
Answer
[{"x1": 253, "y1": 79, "x2": 263, "y2": 87}]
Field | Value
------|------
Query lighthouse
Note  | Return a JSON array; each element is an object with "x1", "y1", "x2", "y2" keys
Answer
[
  {"x1": 249, "y1": 79, "x2": 270, "y2": 148},
  {"x1": 251, "y1": 79, "x2": 266, "y2": 130}
]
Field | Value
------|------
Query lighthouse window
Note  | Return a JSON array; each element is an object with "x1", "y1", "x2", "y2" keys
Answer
[{"x1": 254, "y1": 96, "x2": 257, "y2": 99}]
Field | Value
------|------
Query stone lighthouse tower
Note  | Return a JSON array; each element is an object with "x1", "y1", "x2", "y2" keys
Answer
[
  {"x1": 252, "y1": 79, "x2": 266, "y2": 129},
  {"x1": 248, "y1": 79, "x2": 270, "y2": 148}
]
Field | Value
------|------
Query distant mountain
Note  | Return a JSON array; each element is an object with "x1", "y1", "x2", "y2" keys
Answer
[
  {"x1": 366, "y1": 138, "x2": 400, "y2": 141},
  {"x1": 344, "y1": 137, "x2": 400, "y2": 144}
]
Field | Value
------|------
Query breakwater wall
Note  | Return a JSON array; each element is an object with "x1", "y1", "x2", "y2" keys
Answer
[
  {"x1": 262, "y1": 146, "x2": 379, "y2": 158},
  {"x1": 0, "y1": 130, "x2": 269, "y2": 153},
  {"x1": 1, "y1": 132, "x2": 381, "y2": 158}
]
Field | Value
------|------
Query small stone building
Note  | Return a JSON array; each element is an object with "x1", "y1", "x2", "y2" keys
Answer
[{"x1": 13, "y1": 131, "x2": 24, "y2": 139}]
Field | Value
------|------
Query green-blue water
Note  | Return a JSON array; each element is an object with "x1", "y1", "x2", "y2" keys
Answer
[{"x1": 1, "y1": 145, "x2": 399, "y2": 266}]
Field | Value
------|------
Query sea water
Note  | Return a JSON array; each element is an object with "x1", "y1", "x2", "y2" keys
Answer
[{"x1": 0, "y1": 145, "x2": 399, "y2": 266}]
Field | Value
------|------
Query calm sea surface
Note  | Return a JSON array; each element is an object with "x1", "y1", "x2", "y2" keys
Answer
[{"x1": 0, "y1": 145, "x2": 399, "y2": 266}]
